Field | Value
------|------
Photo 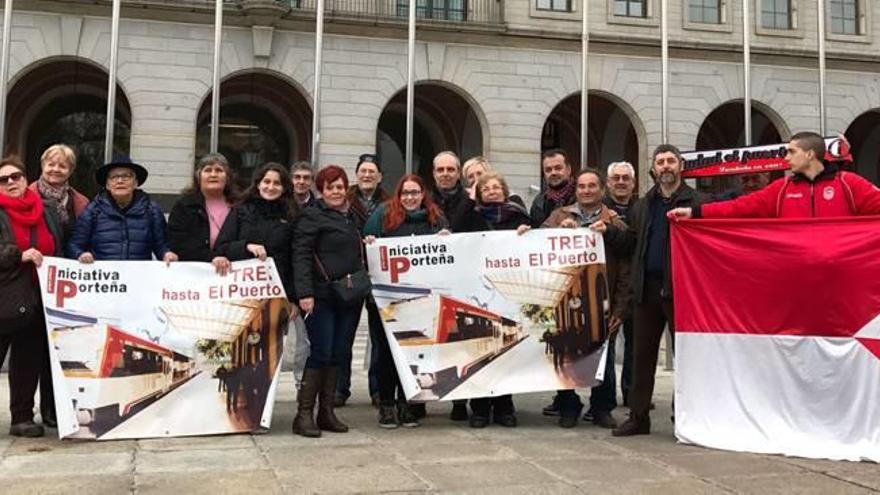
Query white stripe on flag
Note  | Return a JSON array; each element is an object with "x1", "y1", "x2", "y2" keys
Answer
[{"x1": 676, "y1": 333, "x2": 880, "y2": 462}]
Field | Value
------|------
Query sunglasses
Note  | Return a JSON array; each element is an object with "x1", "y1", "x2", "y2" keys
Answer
[{"x1": 0, "y1": 172, "x2": 24, "y2": 184}]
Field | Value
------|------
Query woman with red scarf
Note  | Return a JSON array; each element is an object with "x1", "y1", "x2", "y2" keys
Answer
[{"x1": 0, "y1": 156, "x2": 62, "y2": 438}]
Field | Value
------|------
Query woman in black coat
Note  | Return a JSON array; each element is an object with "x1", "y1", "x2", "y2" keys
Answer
[
  {"x1": 363, "y1": 174, "x2": 449, "y2": 429},
  {"x1": 166, "y1": 153, "x2": 239, "y2": 272},
  {"x1": 215, "y1": 162, "x2": 298, "y2": 298},
  {"x1": 291, "y1": 165, "x2": 365, "y2": 438},
  {"x1": 468, "y1": 171, "x2": 532, "y2": 429}
]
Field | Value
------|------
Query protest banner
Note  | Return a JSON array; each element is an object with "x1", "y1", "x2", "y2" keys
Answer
[
  {"x1": 681, "y1": 136, "x2": 852, "y2": 178},
  {"x1": 365, "y1": 229, "x2": 609, "y2": 402},
  {"x1": 672, "y1": 217, "x2": 880, "y2": 462},
  {"x1": 37, "y1": 257, "x2": 288, "y2": 440}
]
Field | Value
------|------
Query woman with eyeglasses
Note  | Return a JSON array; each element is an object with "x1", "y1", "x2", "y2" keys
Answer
[
  {"x1": 466, "y1": 170, "x2": 531, "y2": 429},
  {"x1": 66, "y1": 156, "x2": 177, "y2": 263},
  {"x1": 166, "y1": 153, "x2": 239, "y2": 274},
  {"x1": 362, "y1": 174, "x2": 449, "y2": 429},
  {"x1": 0, "y1": 156, "x2": 64, "y2": 437}
]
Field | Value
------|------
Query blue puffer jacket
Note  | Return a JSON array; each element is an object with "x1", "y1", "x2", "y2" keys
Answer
[{"x1": 66, "y1": 190, "x2": 170, "y2": 261}]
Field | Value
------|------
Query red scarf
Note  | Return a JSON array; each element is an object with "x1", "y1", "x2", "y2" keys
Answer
[{"x1": 0, "y1": 189, "x2": 56, "y2": 256}]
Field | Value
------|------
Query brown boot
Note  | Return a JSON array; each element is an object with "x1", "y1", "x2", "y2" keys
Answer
[
  {"x1": 292, "y1": 368, "x2": 321, "y2": 438},
  {"x1": 316, "y1": 368, "x2": 349, "y2": 433},
  {"x1": 612, "y1": 413, "x2": 650, "y2": 437}
]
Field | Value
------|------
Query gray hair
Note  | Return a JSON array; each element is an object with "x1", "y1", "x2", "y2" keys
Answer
[
  {"x1": 606, "y1": 161, "x2": 635, "y2": 179},
  {"x1": 433, "y1": 151, "x2": 460, "y2": 169},
  {"x1": 197, "y1": 152, "x2": 229, "y2": 171}
]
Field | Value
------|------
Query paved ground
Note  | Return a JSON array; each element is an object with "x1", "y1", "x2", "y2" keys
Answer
[{"x1": 0, "y1": 321, "x2": 878, "y2": 494}]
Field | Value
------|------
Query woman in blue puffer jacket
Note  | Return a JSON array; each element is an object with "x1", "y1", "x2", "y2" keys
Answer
[{"x1": 66, "y1": 156, "x2": 176, "y2": 263}]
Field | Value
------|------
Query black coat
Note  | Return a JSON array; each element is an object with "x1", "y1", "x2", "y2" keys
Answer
[
  {"x1": 166, "y1": 192, "x2": 237, "y2": 262},
  {"x1": 293, "y1": 200, "x2": 365, "y2": 300},
  {"x1": 474, "y1": 203, "x2": 532, "y2": 232},
  {"x1": 433, "y1": 185, "x2": 484, "y2": 233},
  {"x1": 529, "y1": 186, "x2": 576, "y2": 228},
  {"x1": 626, "y1": 183, "x2": 707, "y2": 303},
  {"x1": 215, "y1": 197, "x2": 296, "y2": 299}
]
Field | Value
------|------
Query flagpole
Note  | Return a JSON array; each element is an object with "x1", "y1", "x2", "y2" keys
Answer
[
  {"x1": 404, "y1": 0, "x2": 416, "y2": 174},
  {"x1": 579, "y1": 0, "x2": 588, "y2": 168},
  {"x1": 311, "y1": 0, "x2": 325, "y2": 167},
  {"x1": 817, "y1": 0, "x2": 827, "y2": 135},
  {"x1": 660, "y1": 0, "x2": 668, "y2": 144},
  {"x1": 104, "y1": 0, "x2": 121, "y2": 163},
  {"x1": 210, "y1": 0, "x2": 223, "y2": 153},
  {"x1": 0, "y1": 0, "x2": 13, "y2": 154},
  {"x1": 742, "y1": 0, "x2": 752, "y2": 145}
]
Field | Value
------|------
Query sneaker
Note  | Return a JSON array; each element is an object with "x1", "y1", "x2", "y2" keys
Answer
[
  {"x1": 611, "y1": 414, "x2": 650, "y2": 437},
  {"x1": 592, "y1": 411, "x2": 618, "y2": 429},
  {"x1": 9, "y1": 421, "x2": 44, "y2": 438},
  {"x1": 378, "y1": 405, "x2": 398, "y2": 429},
  {"x1": 450, "y1": 402, "x2": 469, "y2": 421},
  {"x1": 542, "y1": 395, "x2": 561, "y2": 416},
  {"x1": 397, "y1": 404, "x2": 420, "y2": 428}
]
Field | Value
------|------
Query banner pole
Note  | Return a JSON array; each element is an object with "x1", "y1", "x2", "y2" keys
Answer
[
  {"x1": 104, "y1": 0, "x2": 121, "y2": 163},
  {"x1": 311, "y1": 0, "x2": 325, "y2": 167},
  {"x1": 660, "y1": 0, "x2": 668, "y2": 144},
  {"x1": 0, "y1": 0, "x2": 13, "y2": 154},
  {"x1": 817, "y1": 0, "x2": 827, "y2": 135},
  {"x1": 742, "y1": 0, "x2": 752, "y2": 145},
  {"x1": 404, "y1": 0, "x2": 416, "y2": 174},
  {"x1": 209, "y1": 0, "x2": 223, "y2": 154},
  {"x1": 580, "y1": 0, "x2": 588, "y2": 168}
]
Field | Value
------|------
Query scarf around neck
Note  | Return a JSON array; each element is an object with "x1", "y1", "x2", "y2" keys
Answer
[
  {"x1": 545, "y1": 178, "x2": 575, "y2": 204},
  {"x1": 36, "y1": 177, "x2": 71, "y2": 226},
  {"x1": 477, "y1": 201, "x2": 529, "y2": 226}
]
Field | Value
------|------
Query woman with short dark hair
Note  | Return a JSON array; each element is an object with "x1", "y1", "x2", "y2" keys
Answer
[{"x1": 291, "y1": 165, "x2": 365, "y2": 437}]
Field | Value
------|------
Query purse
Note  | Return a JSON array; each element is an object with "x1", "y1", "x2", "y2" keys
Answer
[{"x1": 313, "y1": 254, "x2": 372, "y2": 304}]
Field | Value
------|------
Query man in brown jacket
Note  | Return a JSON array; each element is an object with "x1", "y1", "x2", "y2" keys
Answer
[{"x1": 542, "y1": 169, "x2": 633, "y2": 428}]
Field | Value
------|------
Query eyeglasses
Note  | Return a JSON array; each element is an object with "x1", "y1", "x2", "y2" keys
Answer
[
  {"x1": 608, "y1": 174, "x2": 633, "y2": 182},
  {"x1": 400, "y1": 189, "x2": 423, "y2": 198},
  {"x1": 0, "y1": 172, "x2": 24, "y2": 184},
  {"x1": 108, "y1": 172, "x2": 136, "y2": 182}
]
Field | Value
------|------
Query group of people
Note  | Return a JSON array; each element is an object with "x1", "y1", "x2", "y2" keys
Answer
[{"x1": 3, "y1": 130, "x2": 878, "y2": 439}]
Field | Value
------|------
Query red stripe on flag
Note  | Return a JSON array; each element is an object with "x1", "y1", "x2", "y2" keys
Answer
[
  {"x1": 857, "y1": 338, "x2": 880, "y2": 361},
  {"x1": 671, "y1": 216, "x2": 880, "y2": 338}
]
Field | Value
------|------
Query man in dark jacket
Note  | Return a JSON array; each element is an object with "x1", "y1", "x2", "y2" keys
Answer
[
  {"x1": 432, "y1": 151, "x2": 484, "y2": 233},
  {"x1": 612, "y1": 144, "x2": 708, "y2": 437},
  {"x1": 530, "y1": 148, "x2": 576, "y2": 227},
  {"x1": 291, "y1": 161, "x2": 317, "y2": 209}
]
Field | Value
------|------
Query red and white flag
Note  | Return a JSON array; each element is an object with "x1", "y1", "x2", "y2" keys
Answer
[{"x1": 672, "y1": 217, "x2": 880, "y2": 462}]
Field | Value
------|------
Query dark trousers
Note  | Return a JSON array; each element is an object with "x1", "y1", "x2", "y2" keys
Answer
[
  {"x1": 0, "y1": 321, "x2": 45, "y2": 424},
  {"x1": 39, "y1": 325, "x2": 55, "y2": 421},
  {"x1": 306, "y1": 297, "x2": 362, "y2": 371},
  {"x1": 621, "y1": 317, "x2": 634, "y2": 401},
  {"x1": 557, "y1": 337, "x2": 618, "y2": 416},
  {"x1": 366, "y1": 300, "x2": 382, "y2": 398},
  {"x1": 629, "y1": 278, "x2": 675, "y2": 417},
  {"x1": 368, "y1": 307, "x2": 405, "y2": 403},
  {"x1": 470, "y1": 394, "x2": 513, "y2": 417}
]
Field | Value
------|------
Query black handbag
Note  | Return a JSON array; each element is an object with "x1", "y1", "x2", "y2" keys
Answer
[{"x1": 313, "y1": 254, "x2": 372, "y2": 304}]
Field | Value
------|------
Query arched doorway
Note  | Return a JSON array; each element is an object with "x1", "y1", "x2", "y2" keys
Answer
[
  {"x1": 5, "y1": 59, "x2": 132, "y2": 198},
  {"x1": 694, "y1": 101, "x2": 787, "y2": 193},
  {"x1": 376, "y1": 83, "x2": 484, "y2": 188},
  {"x1": 196, "y1": 71, "x2": 312, "y2": 189},
  {"x1": 541, "y1": 92, "x2": 641, "y2": 190},
  {"x1": 845, "y1": 110, "x2": 880, "y2": 185}
]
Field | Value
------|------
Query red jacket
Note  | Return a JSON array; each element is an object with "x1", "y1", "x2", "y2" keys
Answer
[{"x1": 697, "y1": 166, "x2": 880, "y2": 218}]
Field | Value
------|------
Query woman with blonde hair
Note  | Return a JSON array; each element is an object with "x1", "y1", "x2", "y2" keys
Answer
[{"x1": 28, "y1": 144, "x2": 89, "y2": 235}]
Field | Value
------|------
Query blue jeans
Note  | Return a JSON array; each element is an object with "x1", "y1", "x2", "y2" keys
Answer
[{"x1": 304, "y1": 297, "x2": 362, "y2": 371}]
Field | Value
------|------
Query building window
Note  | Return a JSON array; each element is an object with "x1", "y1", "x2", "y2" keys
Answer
[
  {"x1": 761, "y1": 0, "x2": 792, "y2": 29},
  {"x1": 536, "y1": 0, "x2": 572, "y2": 12},
  {"x1": 396, "y1": 0, "x2": 467, "y2": 21},
  {"x1": 614, "y1": 0, "x2": 647, "y2": 17},
  {"x1": 689, "y1": 0, "x2": 720, "y2": 24},
  {"x1": 830, "y1": 0, "x2": 859, "y2": 35}
]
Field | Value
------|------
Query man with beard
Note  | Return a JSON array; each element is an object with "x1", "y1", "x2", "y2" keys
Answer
[
  {"x1": 613, "y1": 144, "x2": 708, "y2": 437},
  {"x1": 604, "y1": 161, "x2": 637, "y2": 407},
  {"x1": 530, "y1": 149, "x2": 576, "y2": 227},
  {"x1": 542, "y1": 169, "x2": 632, "y2": 429}
]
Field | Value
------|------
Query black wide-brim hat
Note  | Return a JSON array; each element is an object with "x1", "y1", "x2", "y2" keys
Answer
[{"x1": 95, "y1": 155, "x2": 149, "y2": 186}]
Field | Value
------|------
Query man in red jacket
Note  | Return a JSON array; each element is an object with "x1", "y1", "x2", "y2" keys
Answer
[{"x1": 670, "y1": 131, "x2": 880, "y2": 219}]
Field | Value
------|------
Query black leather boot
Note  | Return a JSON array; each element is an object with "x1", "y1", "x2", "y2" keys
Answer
[
  {"x1": 292, "y1": 368, "x2": 321, "y2": 438},
  {"x1": 317, "y1": 368, "x2": 349, "y2": 433}
]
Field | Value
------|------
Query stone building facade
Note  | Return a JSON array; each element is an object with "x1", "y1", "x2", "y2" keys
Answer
[{"x1": 4, "y1": 0, "x2": 880, "y2": 204}]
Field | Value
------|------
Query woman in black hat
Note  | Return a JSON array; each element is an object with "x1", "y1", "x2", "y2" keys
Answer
[{"x1": 66, "y1": 156, "x2": 177, "y2": 262}]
